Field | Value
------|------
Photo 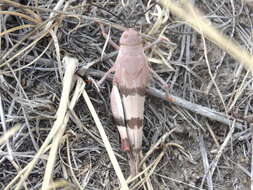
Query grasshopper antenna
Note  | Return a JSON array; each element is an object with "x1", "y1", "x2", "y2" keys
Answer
[{"x1": 89, "y1": 3, "x2": 128, "y2": 27}]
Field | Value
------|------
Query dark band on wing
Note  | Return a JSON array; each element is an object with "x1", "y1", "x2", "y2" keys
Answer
[
  {"x1": 127, "y1": 118, "x2": 143, "y2": 129},
  {"x1": 120, "y1": 86, "x2": 146, "y2": 97},
  {"x1": 113, "y1": 116, "x2": 125, "y2": 127}
]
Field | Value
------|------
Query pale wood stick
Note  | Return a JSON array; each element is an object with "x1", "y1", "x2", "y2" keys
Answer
[
  {"x1": 200, "y1": 120, "x2": 235, "y2": 188},
  {"x1": 86, "y1": 69, "x2": 245, "y2": 130},
  {"x1": 41, "y1": 56, "x2": 78, "y2": 189},
  {"x1": 0, "y1": 126, "x2": 20, "y2": 146},
  {"x1": 81, "y1": 84, "x2": 129, "y2": 190},
  {"x1": 0, "y1": 95, "x2": 13, "y2": 160},
  {"x1": 198, "y1": 131, "x2": 213, "y2": 190},
  {"x1": 6, "y1": 56, "x2": 77, "y2": 190}
]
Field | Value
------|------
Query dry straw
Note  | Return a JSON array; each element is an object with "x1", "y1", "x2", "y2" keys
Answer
[
  {"x1": 159, "y1": 0, "x2": 253, "y2": 72},
  {"x1": 0, "y1": 126, "x2": 20, "y2": 146},
  {"x1": 41, "y1": 56, "x2": 78, "y2": 189},
  {"x1": 82, "y1": 85, "x2": 129, "y2": 190},
  {"x1": 4, "y1": 56, "x2": 78, "y2": 190},
  {"x1": 2, "y1": 0, "x2": 253, "y2": 189}
]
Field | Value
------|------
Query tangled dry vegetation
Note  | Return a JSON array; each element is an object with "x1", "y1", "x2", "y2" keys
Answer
[{"x1": 1, "y1": 0, "x2": 253, "y2": 189}]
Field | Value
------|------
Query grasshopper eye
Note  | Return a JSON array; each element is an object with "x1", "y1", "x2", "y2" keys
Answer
[{"x1": 123, "y1": 34, "x2": 128, "y2": 38}]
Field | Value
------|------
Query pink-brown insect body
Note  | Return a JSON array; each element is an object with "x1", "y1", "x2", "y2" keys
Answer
[
  {"x1": 114, "y1": 29, "x2": 149, "y2": 89},
  {"x1": 109, "y1": 28, "x2": 150, "y2": 176},
  {"x1": 99, "y1": 24, "x2": 168, "y2": 176}
]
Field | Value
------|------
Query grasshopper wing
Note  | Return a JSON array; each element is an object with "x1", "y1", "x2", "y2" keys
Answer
[{"x1": 110, "y1": 84, "x2": 130, "y2": 151}]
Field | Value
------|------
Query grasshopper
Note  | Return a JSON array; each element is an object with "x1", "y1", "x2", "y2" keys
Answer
[{"x1": 98, "y1": 24, "x2": 168, "y2": 176}]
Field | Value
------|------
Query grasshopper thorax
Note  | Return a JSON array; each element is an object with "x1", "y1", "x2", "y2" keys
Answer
[{"x1": 120, "y1": 28, "x2": 142, "y2": 46}]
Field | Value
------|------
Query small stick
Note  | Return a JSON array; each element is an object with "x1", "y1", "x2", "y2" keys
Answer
[
  {"x1": 149, "y1": 67, "x2": 169, "y2": 89},
  {"x1": 8, "y1": 56, "x2": 78, "y2": 190},
  {"x1": 41, "y1": 56, "x2": 78, "y2": 189},
  {"x1": 0, "y1": 95, "x2": 13, "y2": 161},
  {"x1": 205, "y1": 121, "x2": 220, "y2": 148},
  {"x1": 0, "y1": 125, "x2": 20, "y2": 146},
  {"x1": 198, "y1": 131, "x2": 213, "y2": 190},
  {"x1": 100, "y1": 23, "x2": 120, "y2": 50},
  {"x1": 82, "y1": 82, "x2": 129, "y2": 190},
  {"x1": 86, "y1": 69, "x2": 245, "y2": 130},
  {"x1": 144, "y1": 37, "x2": 164, "y2": 50},
  {"x1": 200, "y1": 120, "x2": 235, "y2": 188}
]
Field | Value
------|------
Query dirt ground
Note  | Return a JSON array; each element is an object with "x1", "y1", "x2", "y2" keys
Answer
[{"x1": 1, "y1": 0, "x2": 253, "y2": 189}]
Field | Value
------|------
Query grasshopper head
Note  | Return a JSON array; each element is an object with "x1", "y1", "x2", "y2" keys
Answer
[{"x1": 120, "y1": 28, "x2": 142, "y2": 46}]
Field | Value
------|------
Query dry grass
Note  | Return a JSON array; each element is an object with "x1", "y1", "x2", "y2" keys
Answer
[{"x1": 1, "y1": 0, "x2": 253, "y2": 189}]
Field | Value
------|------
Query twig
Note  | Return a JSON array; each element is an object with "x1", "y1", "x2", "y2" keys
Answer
[
  {"x1": 4, "y1": 56, "x2": 78, "y2": 190},
  {"x1": 205, "y1": 121, "x2": 220, "y2": 148},
  {"x1": 131, "y1": 152, "x2": 164, "y2": 190},
  {"x1": 81, "y1": 80, "x2": 129, "y2": 190},
  {"x1": 0, "y1": 94, "x2": 13, "y2": 160},
  {"x1": 140, "y1": 128, "x2": 177, "y2": 166},
  {"x1": 85, "y1": 69, "x2": 245, "y2": 130},
  {"x1": 155, "y1": 173, "x2": 204, "y2": 190},
  {"x1": 0, "y1": 125, "x2": 20, "y2": 146},
  {"x1": 41, "y1": 56, "x2": 78, "y2": 189},
  {"x1": 200, "y1": 120, "x2": 235, "y2": 188},
  {"x1": 198, "y1": 130, "x2": 213, "y2": 190},
  {"x1": 66, "y1": 137, "x2": 83, "y2": 190}
]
